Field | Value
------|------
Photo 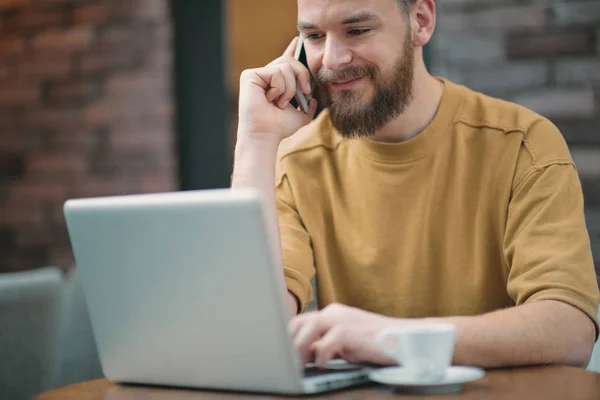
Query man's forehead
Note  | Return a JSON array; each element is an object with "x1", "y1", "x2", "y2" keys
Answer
[{"x1": 297, "y1": 0, "x2": 396, "y2": 24}]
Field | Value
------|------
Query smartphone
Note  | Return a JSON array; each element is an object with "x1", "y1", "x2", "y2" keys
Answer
[{"x1": 291, "y1": 35, "x2": 317, "y2": 114}]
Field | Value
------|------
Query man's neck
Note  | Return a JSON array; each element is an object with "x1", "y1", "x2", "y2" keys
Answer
[{"x1": 370, "y1": 69, "x2": 444, "y2": 144}]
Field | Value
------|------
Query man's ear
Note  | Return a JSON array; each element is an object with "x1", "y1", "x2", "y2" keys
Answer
[{"x1": 410, "y1": 0, "x2": 436, "y2": 47}]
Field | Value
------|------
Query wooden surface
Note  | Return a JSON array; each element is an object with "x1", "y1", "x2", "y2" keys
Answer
[{"x1": 35, "y1": 366, "x2": 600, "y2": 400}]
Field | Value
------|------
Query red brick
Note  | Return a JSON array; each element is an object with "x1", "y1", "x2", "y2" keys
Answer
[
  {"x1": 16, "y1": 228, "x2": 57, "y2": 247},
  {"x1": 0, "y1": 63, "x2": 14, "y2": 81},
  {"x1": 73, "y1": 1, "x2": 114, "y2": 23},
  {"x1": 73, "y1": 1, "x2": 136, "y2": 24},
  {"x1": 47, "y1": 201, "x2": 68, "y2": 226},
  {"x1": 10, "y1": 181, "x2": 67, "y2": 204},
  {"x1": 90, "y1": 149, "x2": 158, "y2": 176},
  {"x1": 32, "y1": 26, "x2": 94, "y2": 52},
  {"x1": 18, "y1": 54, "x2": 71, "y2": 80},
  {"x1": 153, "y1": 101, "x2": 172, "y2": 119},
  {"x1": 0, "y1": 201, "x2": 45, "y2": 227},
  {"x1": 0, "y1": 228, "x2": 15, "y2": 251},
  {"x1": 135, "y1": 0, "x2": 167, "y2": 20},
  {"x1": 46, "y1": 79, "x2": 103, "y2": 105},
  {"x1": 0, "y1": 85, "x2": 39, "y2": 106},
  {"x1": 156, "y1": 153, "x2": 175, "y2": 172},
  {"x1": 140, "y1": 174, "x2": 176, "y2": 193},
  {"x1": 110, "y1": 116, "x2": 172, "y2": 139},
  {"x1": 106, "y1": 71, "x2": 169, "y2": 96},
  {"x1": 96, "y1": 24, "x2": 156, "y2": 50},
  {"x1": 0, "y1": 8, "x2": 66, "y2": 34},
  {"x1": 0, "y1": 37, "x2": 25, "y2": 56},
  {"x1": 26, "y1": 152, "x2": 88, "y2": 179},
  {"x1": 143, "y1": 48, "x2": 172, "y2": 70},
  {"x1": 507, "y1": 31, "x2": 594, "y2": 60},
  {"x1": 0, "y1": 138, "x2": 22, "y2": 153},
  {"x1": 96, "y1": 24, "x2": 136, "y2": 48},
  {"x1": 35, "y1": 0, "x2": 94, "y2": 7},
  {"x1": 0, "y1": 129, "x2": 43, "y2": 153},
  {"x1": 0, "y1": 0, "x2": 173, "y2": 274},
  {"x1": 0, "y1": 113, "x2": 18, "y2": 138},
  {"x1": 84, "y1": 95, "x2": 165, "y2": 125},
  {"x1": 72, "y1": 2, "x2": 112, "y2": 24},
  {"x1": 103, "y1": 84, "x2": 167, "y2": 105},
  {"x1": 0, "y1": 0, "x2": 30, "y2": 10},
  {"x1": 107, "y1": 129, "x2": 172, "y2": 152},
  {"x1": 0, "y1": 154, "x2": 25, "y2": 178},
  {"x1": 46, "y1": 129, "x2": 103, "y2": 152},
  {"x1": 73, "y1": 176, "x2": 139, "y2": 198},
  {"x1": 84, "y1": 99, "x2": 132, "y2": 125},
  {"x1": 0, "y1": 250, "x2": 49, "y2": 272},
  {"x1": 24, "y1": 106, "x2": 83, "y2": 130},
  {"x1": 77, "y1": 47, "x2": 140, "y2": 76}
]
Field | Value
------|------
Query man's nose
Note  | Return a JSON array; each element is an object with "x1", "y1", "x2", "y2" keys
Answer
[{"x1": 322, "y1": 37, "x2": 352, "y2": 72}]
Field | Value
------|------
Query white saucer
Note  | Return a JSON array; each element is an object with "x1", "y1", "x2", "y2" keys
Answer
[{"x1": 369, "y1": 366, "x2": 485, "y2": 395}]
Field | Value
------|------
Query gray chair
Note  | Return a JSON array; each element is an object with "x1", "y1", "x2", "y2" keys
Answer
[
  {"x1": 0, "y1": 267, "x2": 64, "y2": 400},
  {"x1": 53, "y1": 267, "x2": 103, "y2": 388}
]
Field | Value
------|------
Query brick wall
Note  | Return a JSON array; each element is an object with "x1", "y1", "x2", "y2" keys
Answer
[
  {"x1": 0, "y1": 0, "x2": 176, "y2": 272},
  {"x1": 432, "y1": 0, "x2": 600, "y2": 274}
]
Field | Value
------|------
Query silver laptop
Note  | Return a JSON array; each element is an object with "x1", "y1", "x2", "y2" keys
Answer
[{"x1": 63, "y1": 188, "x2": 371, "y2": 395}]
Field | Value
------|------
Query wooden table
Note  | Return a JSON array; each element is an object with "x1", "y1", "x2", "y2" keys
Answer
[{"x1": 35, "y1": 366, "x2": 600, "y2": 400}]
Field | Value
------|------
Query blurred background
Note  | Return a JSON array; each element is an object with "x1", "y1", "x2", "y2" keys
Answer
[{"x1": 0, "y1": 0, "x2": 598, "y2": 397}]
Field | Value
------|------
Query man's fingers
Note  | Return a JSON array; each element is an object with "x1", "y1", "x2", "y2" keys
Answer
[
  {"x1": 265, "y1": 87, "x2": 280, "y2": 103},
  {"x1": 294, "y1": 317, "x2": 331, "y2": 365},
  {"x1": 250, "y1": 65, "x2": 305, "y2": 110},
  {"x1": 284, "y1": 36, "x2": 300, "y2": 58},
  {"x1": 289, "y1": 310, "x2": 318, "y2": 336},
  {"x1": 271, "y1": 58, "x2": 312, "y2": 95},
  {"x1": 312, "y1": 325, "x2": 345, "y2": 367},
  {"x1": 294, "y1": 320, "x2": 320, "y2": 364},
  {"x1": 252, "y1": 66, "x2": 287, "y2": 103},
  {"x1": 276, "y1": 63, "x2": 297, "y2": 109},
  {"x1": 270, "y1": 41, "x2": 312, "y2": 95},
  {"x1": 282, "y1": 59, "x2": 312, "y2": 95},
  {"x1": 291, "y1": 62, "x2": 312, "y2": 95}
]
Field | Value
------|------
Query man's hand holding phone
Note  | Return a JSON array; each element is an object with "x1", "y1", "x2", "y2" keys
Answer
[
  {"x1": 237, "y1": 36, "x2": 317, "y2": 144},
  {"x1": 233, "y1": 37, "x2": 318, "y2": 318}
]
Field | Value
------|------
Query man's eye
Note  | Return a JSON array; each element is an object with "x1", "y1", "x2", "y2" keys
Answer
[
  {"x1": 348, "y1": 28, "x2": 370, "y2": 36},
  {"x1": 305, "y1": 33, "x2": 324, "y2": 41}
]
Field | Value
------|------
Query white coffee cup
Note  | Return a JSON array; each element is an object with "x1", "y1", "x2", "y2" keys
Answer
[{"x1": 376, "y1": 323, "x2": 457, "y2": 383}]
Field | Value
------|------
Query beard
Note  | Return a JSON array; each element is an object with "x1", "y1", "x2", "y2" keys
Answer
[{"x1": 315, "y1": 35, "x2": 415, "y2": 139}]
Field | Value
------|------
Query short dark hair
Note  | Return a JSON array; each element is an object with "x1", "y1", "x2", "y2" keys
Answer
[{"x1": 398, "y1": 0, "x2": 416, "y2": 12}]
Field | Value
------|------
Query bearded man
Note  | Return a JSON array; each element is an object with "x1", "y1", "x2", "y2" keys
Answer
[{"x1": 231, "y1": 0, "x2": 599, "y2": 369}]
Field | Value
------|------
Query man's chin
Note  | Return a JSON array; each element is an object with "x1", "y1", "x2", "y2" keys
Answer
[
  {"x1": 330, "y1": 93, "x2": 373, "y2": 110},
  {"x1": 331, "y1": 86, "x2": 373, "y2": 100}
]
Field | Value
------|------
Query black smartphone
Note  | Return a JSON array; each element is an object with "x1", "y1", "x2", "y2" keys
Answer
[{"x1": 291, "y1": 35, "x2": 317, "y2": 114}]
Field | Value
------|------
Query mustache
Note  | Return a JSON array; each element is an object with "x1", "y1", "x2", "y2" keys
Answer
[{"x1": 316, "y1": 65, "x2": 377, "y2": 85}]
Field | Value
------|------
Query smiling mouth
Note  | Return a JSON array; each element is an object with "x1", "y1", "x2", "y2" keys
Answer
[{"x1": 329, "y1": 77, "x2": 364, "y2": 90}]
